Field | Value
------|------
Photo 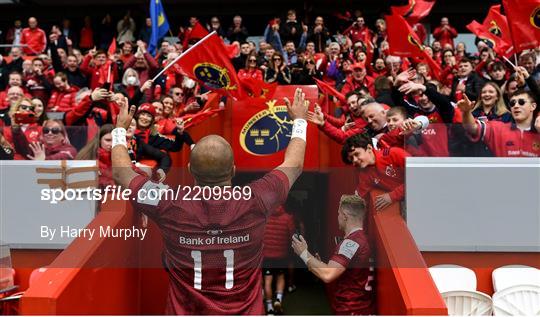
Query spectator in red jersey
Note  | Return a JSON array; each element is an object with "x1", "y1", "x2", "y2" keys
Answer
[
  {"x1": 341, "y1": 63, "x2": 375, "y2": 96},
  {"x1": 21, "y1": 119, "x2": 77, "y2": 160},
  {"x1": 238, "y1": 54, "x2": 263, "y2": 81},
  {"x1": 119, "y1": 41, "x2": 134, "y2": 65},
  {"x1": 341, "y1": 133, "x2": 408, "y2": 210},
  {"x1": 0, "y1": 86, "x2": 24, "y2": 124},
  {"x1": 47, "y1": 72, "x2": 79, "y2": 112},
  {"x1": 372, "y1": 18, "x2": 387, "y2": 50},
  {"x1": 0, "y1": 72, "x2": 27, "y2": 110},
  {"x1": 432, "y1": 17, "x2": 458, "y2": 49},
  {"x1": 154, "y1": 95, "x2": 178, "y2": 135},
  {"x1": 4, "y1": 98, "x2": 42, "y2": 153},
  {"x1": 80, "y1": 48, "x2": 118, "y2": 90},
  {"x1": 20, "y1": 17, "x2": 47, "y2": 55},
  {"x1": 24, "y1": 58, "x2": 52, "y2": 102},
  {"x1": 346, "y1": 16, "x2": 373, "y2": 45},
  {"x1": 291, "y1": 194, "x2": 374, "y2": 315},
  {"x1": 458, "y1": 90, "x2": 540, "y2": 157},
  {"x1": 262, "y1": 205, "x2": 295, "y2": 315},
  {"x1": 111, "y1": 88, "x2": 309, "y2": 315},
  {"x1": 412, "y1": 22, "x2": 427, "y2": 44}
]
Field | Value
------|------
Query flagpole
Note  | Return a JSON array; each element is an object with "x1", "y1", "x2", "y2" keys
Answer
[
  {"x1": 152, "y1": 31, "x2": 217, "y2": 81},
  {"x1": 503, "y1": 55, "x2": 517, "y2": 69}
]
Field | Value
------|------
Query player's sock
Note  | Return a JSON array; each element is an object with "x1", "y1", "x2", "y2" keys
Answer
[
  {"x1": 276, "y1": 292, "x2": 283, "y2": 302},
  {"x1": 266, "y1": 299, "x2": 273, "y2": 312}
]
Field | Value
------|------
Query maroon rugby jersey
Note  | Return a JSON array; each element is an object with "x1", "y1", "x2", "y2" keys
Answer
[
  {"x1": 329, "y1": 228, "x2": 374, "y2": 315},
  {"x1": 129, "y1": 170, "x2": 289, "y2": 314}
]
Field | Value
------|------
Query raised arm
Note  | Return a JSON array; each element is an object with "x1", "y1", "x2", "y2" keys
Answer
[
  {"x1": 277, "y1": 88, "x2": 309, "y2": 189},
  {"x1": 456, "y1": 94, "x2": 479, "y2": 138},
  {"x1": 112, "y1": 97, "x2": 139, "y2": 188}
]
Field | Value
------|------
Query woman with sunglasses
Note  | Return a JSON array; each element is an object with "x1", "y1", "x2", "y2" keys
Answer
[
  {"x1": 293, "y1": 56, "x2": 322, "y2": 85},
  {"x1": 238, "y1": 54, "x2": 263, "y2": 81},
  {"x1": 25, "y1": 119, "x2": 77, "y2": 160},
  {"x1": 3, "y1": 98, "x2": 43, "y2": 159},
  {"x1": 264, "y1": 52, "x2": 291, "y2": 85}
]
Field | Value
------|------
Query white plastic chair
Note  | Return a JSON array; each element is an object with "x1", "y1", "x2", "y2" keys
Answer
[
  {"x1": 492, "y1": 265, "x2": 540, "y2": 292},
  {"x1": 429, "y1": 264, "x2": 477, "y2": 293},
  {"x1": 492, "y1": 284, "x2": 540, "y2": 316},
  {"x1": 442, "y1": 290, "x2": 493, "y2": 316}
]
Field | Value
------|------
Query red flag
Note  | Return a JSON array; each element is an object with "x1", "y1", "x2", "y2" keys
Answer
[
  {"x1": 182, "y1": 108, "x2": 224, "y2": 129},
  {"x1": 314, "y1": 78, "x2": 346, "y2": 104},
  {"x1": 107, "y1": 37, "x2": 117, "y2": 56},
  {"x1": 502, "y1": 0, "x2": 540, "y2": 52},
  {"x1": 391, "y1": 0, "x2": 436, "y2": 24},
  {"x1": 225, "y1": 42, "x2": 240, "y2": 59},
  {"x1": 174, "y1": 32, "x2": 244, "y2": 99},
  {"x1": 182, "y1": 22, "x2": 210, "y2": 48},
  {"x1": 478, "y1": 5, "x2": 515, "y2": 56},
  {"x1": 466, "y1": 21, "x2": 513, "y2": 58},
  {"x1": 239, "y1": 77, "x2": 277, "y2": 100},
  {"x1": 386, "y1": 13, "x2": 441, "y2": 79}
]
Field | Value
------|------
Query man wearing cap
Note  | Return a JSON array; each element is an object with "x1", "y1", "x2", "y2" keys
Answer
[{"x1": 341, "y1": 63, "x2": 375, "y2": 97}]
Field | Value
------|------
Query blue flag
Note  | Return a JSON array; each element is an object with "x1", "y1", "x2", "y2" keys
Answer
[{"x1": 148, "y1": 0, "x2": 170, "y2": 54}]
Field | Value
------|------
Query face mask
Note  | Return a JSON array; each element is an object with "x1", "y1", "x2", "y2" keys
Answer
[{"x1": 126, "y1": 76, "x2": 137, "y2": 85}]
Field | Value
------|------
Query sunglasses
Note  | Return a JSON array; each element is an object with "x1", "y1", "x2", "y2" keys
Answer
[
  {"x1": 173, "y1": 92, "x2": 183, "y2": 96},
  {"x1": 43, "y1": 127, "x2": 62, "y2": 135},
  {"x1": 273, "y1": 58, "x2": 282, "y2": 61},
  {"x1": 510, "y1": 98, "x2": 527, "y2": 107},
  {"x1": 20, "y1": 104, "x2": 33, "y2": 111},
  {"x1": 249, "y1": 59, "x2": 257, "y2": 62},
  {"x1": 306, "y1": 60, "x2": 315, "y2": 64}
]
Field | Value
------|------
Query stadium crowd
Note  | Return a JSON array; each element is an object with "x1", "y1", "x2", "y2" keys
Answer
[{"x1": 0, "y1": 5, "x2": 539, "y2": 315}]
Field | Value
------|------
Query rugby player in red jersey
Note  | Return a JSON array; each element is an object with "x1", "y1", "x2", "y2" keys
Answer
[
  {"x1": 110, "y1": 88, "x2": 309, "y2": 314},
  {"x1": 291, "y1": 194, "x2": 375, "y2": 315}
]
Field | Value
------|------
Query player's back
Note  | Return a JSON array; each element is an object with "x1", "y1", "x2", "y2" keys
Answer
[{"x1": 130, "y1": 170, "x2": 290, "y2": 314}]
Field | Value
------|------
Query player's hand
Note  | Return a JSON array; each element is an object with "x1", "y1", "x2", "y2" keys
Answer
[
  {"x1": 291, "y1": 234, "x2": 308, "y2": 256},
  {"x1": 27, "y1": 142, "x2": 46, "y2": 160},
  {"x1": 374, "y1": 193, "x2": 392, "y2": 211},
  {"x1": 456, "y1": 94, "x2": 475, "y2": 114},
  {"x1": 116, "y1": 96, "x2": 136, "y2": 129},
  {"x1": 284, "y1": 88, "x2": 309, "y2": 120}
]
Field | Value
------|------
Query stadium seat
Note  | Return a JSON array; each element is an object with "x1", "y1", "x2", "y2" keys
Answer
[
  {"x1": 492, "y1": 284, "x2": 540, "y2": 316},
  {"x1": 429, "y1": 264, "x2": 477, "y2": 293},
  {"x1": 492, "y1": 265, "x2": 540, "y2": 292},
  {"x1": 441, "y1": 290, "x2": 493, "y2": 316}
]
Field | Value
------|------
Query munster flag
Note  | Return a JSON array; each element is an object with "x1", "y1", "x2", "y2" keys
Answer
[
  {"x1": 175, "y1": 32, "x2": 243, "y2": 99},
  {"x1": 391, "y1": 0, "x2": 436, "y2": 24},
  {"x1": 502, "y1": 0, "x2": 540, "y2": 52},
  {"x1": 182, "y1": 22, "x2": 210, "y2": 48},
  {"x1": 107, "y1": 37, "x2": 117, "y2": 56},
  {"x1": 467, "y1": 21, "x2": 513, "y2": 58},
  {"x1": 386, "y1": 13, "x2": 441, "y2": 78}
]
